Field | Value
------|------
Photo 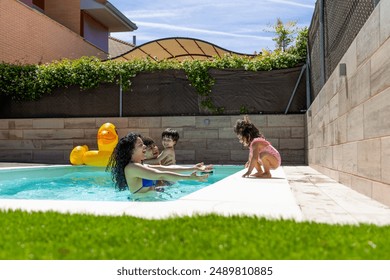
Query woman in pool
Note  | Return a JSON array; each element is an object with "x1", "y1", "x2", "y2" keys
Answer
[
  {"x1": 107, "y1": 132, "x2": 211, "y2": 194},
  {"x1": 234, "y1": 115, "x2": 281, "y2": 178}
]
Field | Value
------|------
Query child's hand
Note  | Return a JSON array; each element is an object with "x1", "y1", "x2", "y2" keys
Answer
[
  {"x1": 244, "y1": 161, "x2": 249, "y2": 168},
  {"x1": 203, "y1": 164, "x2": 214, "y2": 172},
  {"x1": 195, "y1": 162, "x2": 213, "y2": 172},
  {"x1": 163, "y1": 159, "x2": 175, "y2": 165},
  {"x1": 242, "y1": 170, "x2": 251, "y2": 177}
]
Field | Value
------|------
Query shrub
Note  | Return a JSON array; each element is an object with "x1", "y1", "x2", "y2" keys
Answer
[{"x1": 0, "y1": 51, "x2": 304, "y2": 111}]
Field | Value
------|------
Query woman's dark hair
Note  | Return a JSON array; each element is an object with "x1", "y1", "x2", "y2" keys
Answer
[
  {"x1": 106, "y1": 132, "x2": 141, "y2": 191},
  {"x1": 233, "y1": 115, "x2": 263, "y2": 144}
]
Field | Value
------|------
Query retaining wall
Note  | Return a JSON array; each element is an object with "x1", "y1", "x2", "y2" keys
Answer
[
  {"x1": 306, "y1": 0, "x2": 390, "y2": 206},
  {"x1": 0, "y1": 115, "x2": 305, "y2": 165}
]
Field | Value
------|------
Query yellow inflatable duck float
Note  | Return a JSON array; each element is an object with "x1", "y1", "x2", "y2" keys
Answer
[{"x1": 70, "y1": 122, "x2": 118, "y2": 167}]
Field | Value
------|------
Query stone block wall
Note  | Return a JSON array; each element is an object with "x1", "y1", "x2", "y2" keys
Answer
[
  {"x1": 307, "y1": 0, "x2": 390, "y2": 206},
  {"x1": 0, "y1": 115, "x2": 305, "y2": 165}
]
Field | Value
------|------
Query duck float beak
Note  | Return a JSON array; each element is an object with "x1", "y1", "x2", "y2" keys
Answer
[{"x1": 98, "y1": 130, "x2": 116, "y2": 144}]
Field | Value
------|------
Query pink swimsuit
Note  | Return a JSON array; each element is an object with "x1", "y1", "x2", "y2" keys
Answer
[{"x1": 249, "y1": 137, "x2": 281, "y2": 166}]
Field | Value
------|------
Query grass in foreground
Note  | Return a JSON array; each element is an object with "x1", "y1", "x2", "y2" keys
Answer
[{"x1": 0, "y1": 210, "x2": 389, "y2": 260}]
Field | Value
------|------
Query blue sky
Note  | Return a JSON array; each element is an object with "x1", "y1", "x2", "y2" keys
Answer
[{"x1": 109, "y1": 0, "x2": 316, "y2": 55}]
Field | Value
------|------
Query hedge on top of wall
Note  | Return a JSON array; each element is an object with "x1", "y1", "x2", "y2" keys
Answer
[{"x1": 0, "y1": 51, "x2": 303, "y2": 112}]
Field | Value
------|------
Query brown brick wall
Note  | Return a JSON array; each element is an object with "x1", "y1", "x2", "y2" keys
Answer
[
  {"x1": 45, "y1": 0, "x2": 81, "y2": 35},
  {"x1": 0, "y1": 0, "x2": 106, "y2": 64}
]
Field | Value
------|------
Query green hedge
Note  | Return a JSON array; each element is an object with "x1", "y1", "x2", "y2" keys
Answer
[{"x1": 0, "y1": 51, "x2": 304, "y2": 112}]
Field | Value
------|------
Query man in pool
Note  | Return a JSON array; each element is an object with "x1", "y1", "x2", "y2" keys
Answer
[{"x1": 107, "y1": 132, "x2": 212, "y2": 194}]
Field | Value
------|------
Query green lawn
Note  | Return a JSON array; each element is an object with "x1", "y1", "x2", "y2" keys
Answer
[{"x1": 1, "y1": 210, "x2": 389, "y2": 260}]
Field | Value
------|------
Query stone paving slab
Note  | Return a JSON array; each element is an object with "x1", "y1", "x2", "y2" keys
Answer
[{"x1": 283, "y1": 166, "x2": 390, "y2": 225}]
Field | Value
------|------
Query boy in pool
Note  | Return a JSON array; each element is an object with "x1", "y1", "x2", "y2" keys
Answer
[
  {"x1": 144, "y1": 128, "x2": 179, "y2": 165},
  {"x1": 233, "y1": 115, "x2": 281, "y2": 178},
  {"x1": 141, "y1": 136, "x2": 160, "y2": 160}
]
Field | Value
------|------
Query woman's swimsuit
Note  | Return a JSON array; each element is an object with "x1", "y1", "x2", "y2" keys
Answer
[
  {"x1": 249, "y1": 137, "x2": 281, "y2": 166},
  {"x1": 133, "y1": 179, "x2": 157, "y2": 194}
]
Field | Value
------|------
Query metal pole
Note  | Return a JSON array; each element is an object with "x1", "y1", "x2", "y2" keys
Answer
[
  {"x1": 284, "y1": 64, "x2": 307, "y2": 114},
  {"x1": 119, "y1": 74, "x2": 123, "y2": 117}
]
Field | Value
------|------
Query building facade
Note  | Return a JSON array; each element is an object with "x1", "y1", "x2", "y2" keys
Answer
[{"x1": 0, "y1": 0, "x2": 137, "y2": 64}]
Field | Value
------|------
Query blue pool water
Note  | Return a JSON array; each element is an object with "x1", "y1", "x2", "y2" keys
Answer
[{"x1": 0, "y1": 165, "x2": 242, "y2": 202}]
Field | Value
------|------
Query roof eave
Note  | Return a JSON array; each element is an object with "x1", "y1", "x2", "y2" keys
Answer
[
  {"x1": 81, "y1": 0, "x2": 138, "y2": 32},
  {"x1": 105, "y1": 1, "x2": 138, "y2": 31}
]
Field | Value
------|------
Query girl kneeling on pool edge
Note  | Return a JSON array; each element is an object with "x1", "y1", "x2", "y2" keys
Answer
[
  {"x1": 234, "y1": 115, "x2": 281, "y2": 178},
  {"x1": 106, "y1": 132, "x2": 211, "y2": 194}
]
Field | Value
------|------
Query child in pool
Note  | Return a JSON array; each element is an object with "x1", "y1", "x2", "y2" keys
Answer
[
  {"x1": 233, "y1": 115, "x2": 281, "y2": 178},
  {"x1": 107, "y1": 132, "x2": 211, "y2": 194},
  {"x1": 144, "y1": 128, "x2": 179, "y2": 165},
  {"x1": 141, "y1": 136, "x2": 160, "y2": 160}
]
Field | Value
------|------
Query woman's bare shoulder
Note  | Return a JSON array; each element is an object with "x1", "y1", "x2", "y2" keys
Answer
[
  {"x1": 125, "y1": 162, "x2": 152, "y2": 180},
  {"x1": 125, "y1": 162, "x2": 142, "y2": 171}
]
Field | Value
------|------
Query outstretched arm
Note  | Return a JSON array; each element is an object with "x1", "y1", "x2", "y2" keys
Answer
[
  {"x1": 148, "y1": 162, "x2": 213, "y2": 173},
  {"x1": 128, "y1": 163, "x2": 209, "y2": 182}
]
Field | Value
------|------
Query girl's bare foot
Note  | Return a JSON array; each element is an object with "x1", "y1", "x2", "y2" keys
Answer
[
  {"x1": 251, "y1": 172, "x2": 271, "y2": 178},
  {"x1": 251, "y1": 171, "x2": 264, "y2": 177},
  {"x1": 259, "y1": 172, "x2": 271, "y2": 178}
]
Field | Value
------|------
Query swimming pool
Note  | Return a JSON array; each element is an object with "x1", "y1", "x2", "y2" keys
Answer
[{"x1": 0, "y1": 165, "x2": 243, "y2": 202}]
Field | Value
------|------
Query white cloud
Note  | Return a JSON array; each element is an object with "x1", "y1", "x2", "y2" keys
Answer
[
  {"x1": 135, "y1": 21, "x2": 271, "y2": 40},
  {"x1": 124, "y1": 10, "x2": 179, "y2": 19},
  {"x1": 110, "y1": 0, "x2": 316, "y2": 53},
  {"x1": 266, "y1": 0, "x2": 315, "y2": 9}
]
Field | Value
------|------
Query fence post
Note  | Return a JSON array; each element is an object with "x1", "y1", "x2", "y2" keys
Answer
[{"x1": 119, "y1": 74, "x2": 123, "y2": 117}]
